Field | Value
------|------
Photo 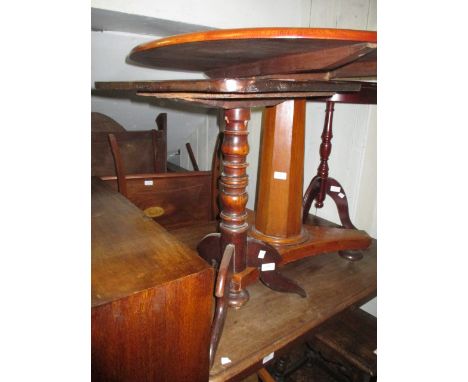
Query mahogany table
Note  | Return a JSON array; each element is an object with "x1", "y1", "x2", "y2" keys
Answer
[{"x1": 95, "y1": 27, "x2": 377, "y2": 366}]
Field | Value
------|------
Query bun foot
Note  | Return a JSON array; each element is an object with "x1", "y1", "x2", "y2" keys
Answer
[
  {"x1": 228, "y1": 289, "x2": 250, "y2": 309},
  {"x1": 339, "y1": 250, "x2": 363, "y2": 261}
]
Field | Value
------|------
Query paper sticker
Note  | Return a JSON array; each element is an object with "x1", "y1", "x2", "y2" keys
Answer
[
  {"x1": 144, "y1": 179, "x2": 154, "y2": 186},
  {"x1": 273, "y1": 171, "x2": 287, "y2": 180},
  {"x1": 221, "y1": 357, "x2": 232, "y2": 365},
  {"x1": 330, "y1": 185, "x2": 341, "y2": 192},
  {"x1": 263, "y1": 352, "x2": 275, "y2": 364},
  {"x1": 258, "y1": 250, "x2": 266, "y2": 259},
  {"x1": 338, "y1": 192, "x2": 345, "y2": 199},
  {"x1": 261, "y1": 263, "x2": 276, "y2": 271}
]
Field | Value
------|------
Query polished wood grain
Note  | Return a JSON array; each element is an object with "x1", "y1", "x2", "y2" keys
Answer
[
  {"x1": 252, "y1": 100, "x2": 307, "y2": 246},
  {"x1": 128, "y1": 27, "x2": 376, "y2": 78},
  {"x1": 219, "y1": 109, "x2": 250, "y2": 283},
  {"x1": 92, "y1": 177, "x2": 214, "y2": 381},
  {"x1": 101, "y1": 171, "x2": 212, "y2": 230},
  {"x1": 206, "y1": 43, "x2": 376, "y2": 78}
]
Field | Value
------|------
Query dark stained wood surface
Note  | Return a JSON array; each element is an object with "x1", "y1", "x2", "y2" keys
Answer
[
  {"x1": 127, "y1": 28, "x2": 376, "y2": 78},
  {"x1": 91, "y1": 112, "x2": 126, "y2": 133},
  {"x1": 95, "y1": 79, "x2": 361, "y2": 93},
  {"x1": 91, "y1": 130, "x2": 167, "y2": 177},
  {"x1": 91, "y1": 177, "x2": 211, "y2": 307},
  {"x1": 309, "y1": 308, "x2": 377, "y2": 378},
  {"x1": 100, "y1": 171, "x2": 213, "y2": 230}
]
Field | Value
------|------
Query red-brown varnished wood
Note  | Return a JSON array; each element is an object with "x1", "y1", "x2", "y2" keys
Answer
[
  {"x1": 252, "y1": 100, "x2": 307, "y2": 246},
  {"x1": 219, "y1": 108, "x2": 251, "y2": 308},
  {"x1": 101, "y1": 171, "x2": 212, "y2": 230},
  {"x1": 91, "y1": 177, "x2": 214, "y2": 381},
  {"x1": 127, "y1": 28, "x2": 376, "y2": 78},
  {"x1": 172, "y1": 211, "x2": 370, "y2": 292},
  {"x1": 315, "y1": 101, "x2": 334, "y2": 208},
  {"x1": 206, "y1": 43, "x2": 376, "y2": 78}
]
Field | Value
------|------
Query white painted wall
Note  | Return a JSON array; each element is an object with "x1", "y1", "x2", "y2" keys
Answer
[
  {"x1": 91, "y1": 0, "x2": 377, "y2": 315},
  {"x1": 91, "y1": 30, "x2": 209, "y2": 157},
  {"x1": 92, "y1": 0, "x2": 312, "y2": 29}
]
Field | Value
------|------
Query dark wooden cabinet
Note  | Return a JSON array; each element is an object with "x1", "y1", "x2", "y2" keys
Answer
[{"x1": 91, "y1": 178, "x2": 214, "y2": 381}]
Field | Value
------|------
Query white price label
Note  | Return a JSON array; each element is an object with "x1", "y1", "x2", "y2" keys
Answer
[
  {"x1": 221, "y1": 357, "x2": 232, "y2": 365},
  {"x1": 263, "y1": 352, "x2": 275, "y2": 364},
  {"x1": 273, "y1": 171, "x2": 287, "y2": 180},
  {"x1": 330, "y1": 185, "x2": 341, "y2": 192},
  {"x1": 261, "y1": 263, "x2": 276, "y2": 271},
  {"x1": 144, "y1": 180, "x2": 154, "y2": 186}
]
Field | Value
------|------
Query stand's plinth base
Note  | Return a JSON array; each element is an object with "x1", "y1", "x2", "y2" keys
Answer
[
  {"x1": 230, "y1": 218, "x2": 372, "y2": 291},
  {"x1": 277, "y1": 224, "x2": 371, "y2": 265},
  {"x1": 249, "y1": 225, "x2": 309, "y2": 246}
]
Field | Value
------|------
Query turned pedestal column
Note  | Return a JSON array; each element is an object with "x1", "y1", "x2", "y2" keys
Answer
[
  {"x1": 220, "y1": 108, "x2": 251, "y2": 307},
  {"x1": 251, "y1": 99, "x2": 308, "y2": 246}
]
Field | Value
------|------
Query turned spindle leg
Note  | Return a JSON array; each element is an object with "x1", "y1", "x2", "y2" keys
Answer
[
  {"x1": 315, "y1": 101, "x2": 334, "y2": 208},
  {"x1": 302, "y1": 101, "x2": 364, "y2": 261},
  {"x1": 197, "y1": 108, "x2": 251, "y2": 366},
  {"x1": 220, "y1": 108, "x2": 251, "y2": 307}
]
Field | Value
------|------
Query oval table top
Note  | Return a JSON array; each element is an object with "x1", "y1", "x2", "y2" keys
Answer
[{"x1": 128, "y1": 27, "x2": 377, "y2": 78}]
